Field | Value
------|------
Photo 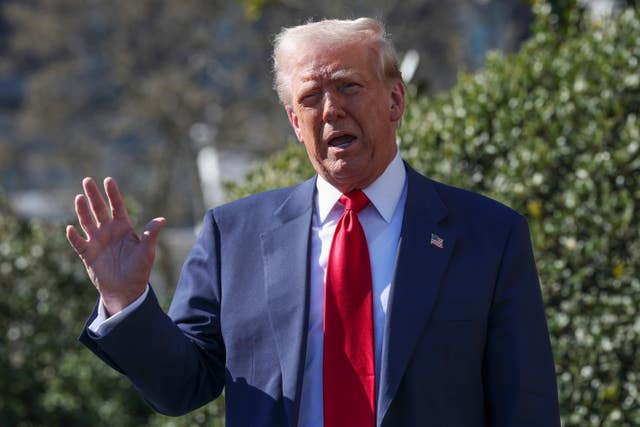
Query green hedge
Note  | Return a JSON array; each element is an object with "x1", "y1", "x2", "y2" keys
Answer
[
  {"x1": 0, "y1": 198, "x2": 154, "y2": 426},
  {"x1": 229, "y1": 7, "x2": 640, "y2": 426},
  {"x1": 0, "y1": 192, "x2": 230, "y2": 426}
]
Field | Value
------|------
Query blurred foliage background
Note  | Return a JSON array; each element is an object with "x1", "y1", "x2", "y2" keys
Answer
[{"x1": 1, "y1": 0, "x2": 639, "y2": 426}]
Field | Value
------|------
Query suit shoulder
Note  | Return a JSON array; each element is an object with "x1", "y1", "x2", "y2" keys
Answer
[
  {"x1": 420, "y1": 176, "x2": 532, "y2": 252},
  {"x1": 215, "y1": 185, "x2": 296, "y2": 212},
  {"x1": 205, "y1": 178, "x2": 314, "y2": 227},
  {"x1": 429, "y1": 177, "x2": 524, "y2": 224}
]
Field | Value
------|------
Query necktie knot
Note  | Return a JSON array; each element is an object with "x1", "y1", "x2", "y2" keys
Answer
[{"x1": 339, "y1": 190, "x2": 370, "y2": 213}]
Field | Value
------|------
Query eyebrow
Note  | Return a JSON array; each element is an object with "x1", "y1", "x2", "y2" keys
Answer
[
  {"x1": 298, "y1": 66, "x2": 363, "y2": 83},
  {"x1": 328, "y1": 69, "x2": 362, "y2": 81}
]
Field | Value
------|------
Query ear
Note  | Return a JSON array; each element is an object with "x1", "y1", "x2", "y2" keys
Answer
[
  {"x1": 286, "y1": 106, "x2": 304, "y2": 143},
  {"x1": 389, "y1": 80, "x2": 405, "y2": 122}
]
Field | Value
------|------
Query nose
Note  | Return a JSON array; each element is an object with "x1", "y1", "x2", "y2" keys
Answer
[{"x1": 322, "y1": 92, "x2": 345, "y2": 123}]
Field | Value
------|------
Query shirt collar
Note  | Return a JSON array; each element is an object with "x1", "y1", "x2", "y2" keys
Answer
[{"x1": 315, "y1": 150, "x2": 406, "y2": 224}]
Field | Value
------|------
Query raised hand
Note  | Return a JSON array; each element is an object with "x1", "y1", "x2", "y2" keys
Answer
[{"x1": 66, "y1": 177, "x2": 166, "y2": 316}]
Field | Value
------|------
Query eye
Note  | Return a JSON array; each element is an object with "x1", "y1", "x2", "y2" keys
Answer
[
  {"x1": 339, "y1": 82, "x2": 361, "y2": 94},
  {"x1": 299, "y1": 92, "x2": 321, "y2": 107}
]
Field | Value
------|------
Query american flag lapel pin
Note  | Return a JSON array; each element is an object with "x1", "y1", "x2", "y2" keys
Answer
[{"x1": 430, "y1": 233, "x2": 444, "y2": 249}]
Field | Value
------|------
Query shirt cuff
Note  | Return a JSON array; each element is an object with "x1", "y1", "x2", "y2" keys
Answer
[{"x1": 88, "y1": 285, "x2": 150, "y2": 337}]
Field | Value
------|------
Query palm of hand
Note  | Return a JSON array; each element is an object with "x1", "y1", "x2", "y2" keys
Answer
[
  {"x1": 67, "y1": 177, "x2": 166, "y2": 314},
  {"x1": 83, "y1": 218, "x2": 151, "y2": 298}
]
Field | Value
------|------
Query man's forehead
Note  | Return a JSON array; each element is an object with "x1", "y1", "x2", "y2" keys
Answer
[
  {"x1": 295, "y1": 64, "x2": 363, "y2": 83},
  {"x1": 291, "y1": 48, "x2": 373, "y2": 83}
]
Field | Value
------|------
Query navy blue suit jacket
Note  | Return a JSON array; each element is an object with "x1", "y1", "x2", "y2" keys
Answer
[{"x1": 80, "y1": 164, "x2": 560, "y2": 426}]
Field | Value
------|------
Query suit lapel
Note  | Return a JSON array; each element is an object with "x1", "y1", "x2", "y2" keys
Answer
[
  {"x1": 261, "y1": 178, "x2": 315, "y2": 427},
  {"x1": 377, "y1": 167, "x2": 457, "y2": 424}
]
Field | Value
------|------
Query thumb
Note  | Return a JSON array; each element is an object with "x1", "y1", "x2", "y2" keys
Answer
[{"x1": 141, "y1": 217, "x2": 167, "y2": 247}]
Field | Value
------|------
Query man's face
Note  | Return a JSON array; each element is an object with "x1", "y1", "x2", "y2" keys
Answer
[{"x1": 286, "y1": 41, "x2": 405, "y2": 193}]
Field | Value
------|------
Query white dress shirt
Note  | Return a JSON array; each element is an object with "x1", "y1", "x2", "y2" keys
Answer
[
  {"x1": 298, "y1": 151, "x2": 407, "y2": 426},
  {"x1": 89, "y1": 281, "x2": 149, "y2": 336},
  {"x1": 89, "y1": 151, "x2": 408, "y2": 427}
]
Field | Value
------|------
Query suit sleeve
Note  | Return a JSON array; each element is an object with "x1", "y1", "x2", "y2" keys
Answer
[
  {"x1": 78, "y1": 211, "x2": 225, "y2": 416},
  {"x1": 483, "y1": 215, "x2": 561, "y2": 426}
]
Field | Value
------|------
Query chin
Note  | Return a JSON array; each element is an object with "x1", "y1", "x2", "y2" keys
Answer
[{"x1": 331, "y1": 172, "x2": 369, "y2": 190}]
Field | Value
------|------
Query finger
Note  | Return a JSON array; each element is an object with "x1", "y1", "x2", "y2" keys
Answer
[
  {"x1": 141, "y1": 217, "x2": 167, "y2": 247},
  {"x1": 75, "y1": 194, "x2": 97, "y2": 236},
  {"x1": 66, "y1": 225, "x2": 88, "y2": 255},
  {"x1": 104, "y1": 177, "x2": 130, "y2": 221},
  {"x1": 83, "y1": 177, "x2": 110, "y2": 225}
]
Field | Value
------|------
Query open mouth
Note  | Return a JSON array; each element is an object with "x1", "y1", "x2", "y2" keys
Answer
[{"x1": 328, "y1": 134, "x2": 357, "y2": 149}]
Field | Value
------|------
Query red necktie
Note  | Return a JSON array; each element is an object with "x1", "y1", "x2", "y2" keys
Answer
[{"x1": 324, "y1": 190, "x2": 375, "y2": 427}]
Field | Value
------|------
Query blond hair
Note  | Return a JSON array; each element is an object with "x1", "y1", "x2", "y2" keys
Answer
[{"x1": 272, "y1": 17, "x2": 401, "y2": 107}]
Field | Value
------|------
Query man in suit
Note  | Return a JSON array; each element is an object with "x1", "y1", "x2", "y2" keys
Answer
[{"x1": 67, "y1": 18, "x2": 560, "y2": 426}]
